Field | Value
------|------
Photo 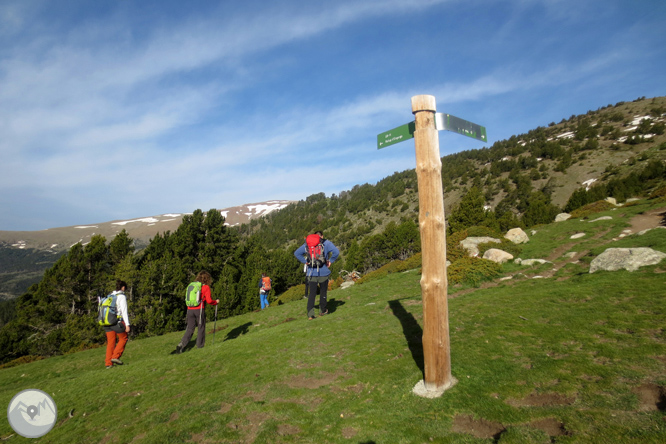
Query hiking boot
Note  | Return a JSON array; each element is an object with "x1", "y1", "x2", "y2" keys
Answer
[
  {"x1": 106, "y1": 365, "x2": 113, "y2": 369},
  {"x1": 175, "y1": 344, "x2": 183, "y2": 354},
  {"x1": 320, "y1": 310, "x2": 329, "y2": 316},
  {"x1": 111, "y1": 358, "x2": 123, "y2": 365}
]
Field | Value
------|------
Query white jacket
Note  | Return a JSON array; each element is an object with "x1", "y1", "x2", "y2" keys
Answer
[{"x1": 112, "y1": 290, "x2": 130, "y2": 326}]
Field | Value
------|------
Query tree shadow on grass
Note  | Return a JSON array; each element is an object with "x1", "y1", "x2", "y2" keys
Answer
[
  {"x1": 224, "y1": 322, "x2": 252, "y2": 341},
  {"x1": 388, "y1": 299, "x2": 424, "y2": 378}
]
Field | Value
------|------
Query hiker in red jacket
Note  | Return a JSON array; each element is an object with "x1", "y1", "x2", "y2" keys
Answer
[{"x1": 175, "y1": 271, "x2": 219, "y2": 353}]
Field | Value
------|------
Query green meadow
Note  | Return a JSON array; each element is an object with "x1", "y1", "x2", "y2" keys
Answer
[{"x1": 2, "y1": 200, "x2": 665, "y2": 443}]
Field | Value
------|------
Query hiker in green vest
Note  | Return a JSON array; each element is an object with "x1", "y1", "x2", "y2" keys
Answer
[{"x1": 175, "y1": 271, "x2": 219, "y2": 353}]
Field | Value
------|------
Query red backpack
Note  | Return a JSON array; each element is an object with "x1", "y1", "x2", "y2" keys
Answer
[
  {"x1": 306, "y1": 234, "x2": 326, "y2": 269},
  {"x1": 261, "y1": 276, "x2": 272, "y2": 291}
]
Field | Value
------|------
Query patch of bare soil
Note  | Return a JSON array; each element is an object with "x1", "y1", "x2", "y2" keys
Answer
[
  {"x1": 629, "y1": 207, "x2": 666, "y2": 233},
  {"x1": 546, "y1": 241, "x2": 582, "y2": 262},
  {"x1": 404, "y1": 299, "x2": 422, "y2": 306},
  {"x1": 331, "y1": 382, "x2": 365, "y2": 395},
  {"x1": 129, "y1": 433, "x2": 147, "y2": 443},
  {"x1": 530, "y1": 418, "x2": 570, "y2": 437},
  {"x1": 632, "y1": 383, "x2": 666, "y2": 411},
  {"x1": 243, "y1": 390, "x2": 266, "y2": 402},
  {"x1": 452, "y1": 414, "x2": 571, "y2": 440},
  {"x1": 186, "y1": 431, "x2": 207, "y2": 443},
  {"x1": 452, "y1": 415, "x2": 505, "y2": 440},
  {"x1": 217, "y1": 402, "x2": 232, "y2": 414},
  {"x1": 227, "y1": 412, "x2": 272, "y2": 444},
  {"x1": 506, "y1": 392, "x2": 576, "y2": 407},
  {"x1": 341, "y1": 427, "x2": 358, "y2": 439},
  {"x1": 277, "y1": 424, "x2": 301, "y2": 436}
]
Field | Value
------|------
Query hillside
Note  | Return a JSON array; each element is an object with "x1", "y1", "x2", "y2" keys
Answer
[
  {"x1": 241, "y1": 96, "x2": 666, "y2": 250},
  {"x1": 1, "y1": 196, "x2": 665, "y2": 443}
]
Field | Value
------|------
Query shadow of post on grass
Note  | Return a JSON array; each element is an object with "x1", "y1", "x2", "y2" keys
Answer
[{"x1": 388, "y1": 299, "x2": 424, "y2": 378}]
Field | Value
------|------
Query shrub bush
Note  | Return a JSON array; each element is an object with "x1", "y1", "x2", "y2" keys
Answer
[
  {"x1": 0, "y1": 355, "x2": 44, "y2": 369},
  {"x1": 446, "y1": 230, "x2": 469, "y2": 262},
  {"x1": 275, "y1": 285, "x2": 306, "y2": 305},
  {"x1": 649, "y1": 185, "x2": 666, "y2": 200},
  {"x1": 447, "y1": 257, "x2": 502, "y2": 287},
  {"x1": 356, "y1": 260, "x2": 405, "y2": 285},
  {"x1": 394, "y1": 252, "x2": 422, "y2": 272},
  {"x1": 570, "y1": 200, "x2": 616, "y2": 218}
]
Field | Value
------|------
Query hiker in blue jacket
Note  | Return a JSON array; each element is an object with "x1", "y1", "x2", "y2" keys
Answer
[{"x1": 294, "y1": 231, "x2": 339, "y2": 319}]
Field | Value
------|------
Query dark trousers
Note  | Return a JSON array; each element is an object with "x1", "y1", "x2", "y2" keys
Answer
[
  {"x1": 306, "y1": 276, "x2": 329, "y2": 317},
  {"x1": 179, "y1": 308, "x2": 206, "y2": 349}
]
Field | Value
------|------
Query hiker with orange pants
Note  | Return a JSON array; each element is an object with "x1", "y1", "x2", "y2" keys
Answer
[
  {"x1": 104, "y1": 280, "x2": 131, "y2": 369},
  {"x1": 294, "y1": 231, "x2": 339, "y2": 320}
]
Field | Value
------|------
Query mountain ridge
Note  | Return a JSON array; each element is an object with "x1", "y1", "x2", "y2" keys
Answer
[{"x1": 0, "y1": 200, "x2": 295, "y2": 252}]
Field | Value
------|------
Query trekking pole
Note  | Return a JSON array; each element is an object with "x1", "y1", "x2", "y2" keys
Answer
[{"x1": 212, "y1": 304, "x2": 218, "y2": 345}]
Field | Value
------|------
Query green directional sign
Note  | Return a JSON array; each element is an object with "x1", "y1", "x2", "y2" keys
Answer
[
  {"x1": 377, "y1": 121, "x2": 415, "y2": 149},
  {"x1": 435, "y1": 113, "x2": 487, "y2": 142}
]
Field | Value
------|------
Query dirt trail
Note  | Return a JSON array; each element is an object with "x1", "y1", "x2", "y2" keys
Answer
[{"x1": 628, "y1": 207, "x2": 666, "y2": 233}]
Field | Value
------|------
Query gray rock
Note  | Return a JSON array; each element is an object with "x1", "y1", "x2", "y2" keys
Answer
[
  {"x1": 638, "y1": 226, "x2": 666, "y2": 236},
  {"x1": 482, "y1": 249, "x2": 514, "y2": 264},
  {"x1": 520, "y1": 259, "x2": 551, "y2": 266},
  {"x1": 505, "y1": 228, "x2": 529, "y2": 244},
  {"x1": 460, "y1": 237, "x2": 500, "y2": 257},
  {"x1": 589, "y1": 247, "x2": 666, "y2": 273},
  {"x1": 589, "y1": 216, "x2": 613, "y2": 223},
  {"x1": 555, "y1": 213, "x2": 571, "y2": 222}
]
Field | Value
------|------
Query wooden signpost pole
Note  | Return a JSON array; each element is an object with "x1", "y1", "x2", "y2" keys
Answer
[
  {"x1": 378, "y1": 95, "x2": 485, "y2": 397},
  {"x1": 411, "y1": 95, "x2": 455, "y2": 395}
]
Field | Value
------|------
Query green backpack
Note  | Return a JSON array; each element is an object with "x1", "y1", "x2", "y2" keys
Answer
[
  {"x1": 185, "y1": 282, "x2": 203, "y2": 307},
  {"x1": 98, "y1": 293, "x2": 119, "y2": 326}
]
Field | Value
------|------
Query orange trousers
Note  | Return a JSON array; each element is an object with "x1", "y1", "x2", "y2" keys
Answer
[{"x1": 105, "y1": 330, "x2": 128, "y2": 367}]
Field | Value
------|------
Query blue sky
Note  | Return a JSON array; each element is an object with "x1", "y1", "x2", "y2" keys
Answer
[{"x1": 1, "y1": 0, "x2": 664, "y2": 231}]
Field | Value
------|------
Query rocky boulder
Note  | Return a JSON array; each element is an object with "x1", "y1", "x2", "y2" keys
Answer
[
  {"x1": 589, "y1": 247, "x2": 666, "y2": 273},
  {"x1": 483, "y1": 249, "x2": 514, "y2": 264},
  {"x1": 515, "y1": 258, "x2": 551, "y2": 266},
  {"x1": 555, "y1": 213, "x2": 571, "y2": 222},
  {"x1": 505, "y1": 228, "x2": 529, "y2": 244},
  {"x1": 460, "y1": 237, "x2": 501, "y2": 257}
]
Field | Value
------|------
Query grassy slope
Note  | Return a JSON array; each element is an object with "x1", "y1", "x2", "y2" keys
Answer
[{"x1": 1, "y1": 201, "x2": 665, "y2": 444}]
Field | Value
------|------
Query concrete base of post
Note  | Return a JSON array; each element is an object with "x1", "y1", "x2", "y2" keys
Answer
[{"x1": 412, "y1": 377, "x2": 458, "y2": 398}]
